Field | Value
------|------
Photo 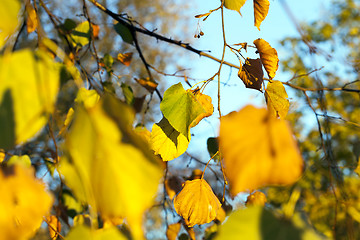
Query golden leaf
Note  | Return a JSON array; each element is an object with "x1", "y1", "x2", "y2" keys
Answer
[
  {"x1": 253, "y1": 38, "x2": 279, "y2": 79},
  {"x1": 117, "y1": 52, "x2": 133, "y2": 66},
  {"x1": 174, "y1": 179, "x2": 221, "y2": 227},
  {"x1": 91, "y1": 23, "x2": 100, "y2": 38},
  {"x1": 150, "y1": 117, "x2": 190, "y2": 161},
  {"x1": 265, "y1": 80, "x2": 290, "y2": 119},
  {"x1": 135, "y1": 77, "x2": 158, "y2": 93},
  {"x1": 188, "y1": 89, "x2": 213, "y2": 128},
  {"x1": 25, "y1": 2, "x2": 38, "y2": 33},
  {"x1": 253, "y1": 0, "x2": 270, "y2": 30},
  {"x1": 46, "y1": 215, "x2": 61, "y2": 240},
  {"x1": 0, "y1": 0, "x2": 21, "y2": 49},
  {"x1": 224, "y1": 0, "x2": 248, "y2": 13},
  {"x1": 0, "y1": 165, "x2": 53, "y2": 240},
  {"x1": 238, "y1": 58, "x2": 263, "y2": 91},
  {"x1": 166, "y1": 223, "x2": 181, "y2": 240},
  {"x1": 219, "y1": 105, "x2": 303, "y2": 196},
  {"x1": 246, "y1": 191, "x2": 267, "y2": 206}
]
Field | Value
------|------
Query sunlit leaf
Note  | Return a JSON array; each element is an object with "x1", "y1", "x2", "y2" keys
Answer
[
  {"x1": 166, "y1": 223, "x2": 181, "y2": 240},
  {"x1": 70, "y1": 21, "x2": 91, "y2": 47},
  {"x1": 66, "y1": 225, "x2": 127, "y2": 240},
  {"x1": 0, "y1": 0, "x2": 21, "y2": 49},
  {"x1": 245, "y1": 191, "x2": 267, "y2": 206},
  {"x1": 224, "y1": 0, "x2": 247, "y2": 13},
  {"x1": 117, "y1": 52, "x2": 133, "y2": 66},
  {"x1": 265, "y1": 80, "x2": 289, "y2": 119},
  {"x1": 91, "y1": 23, "x2": 100, "y2": 38},
  {"x1": 160, "y1": 83, "x2": 206, "y2": 139},
  {"x1": 114, "y1": 22, "x2": 134, "y2": 45},
  {"x1": 0, "y1": 165, "x2": 53, "y2": 240},
  {"x1": 135, "y1": 78, "x2": 158, "y2": 93},
  {"x1": 238, "y1": 58, "x2": 264, "y2": 91},
  {"x1": 75, "y1": 88, "x2": 100, "y2": 109},
  {"x1": 189, "y1": 89, "x2": 213, "y2": 128},
  {"x1": 215, "y1": 207, "x2": 322, "y2": 240},
  {"x1": 46, "y1": 215, "x2": 61, "y2": 240},
  {"x1": 219, "y1": 105, "x2": 303, "y2": 195},
  {"x1": 174, "y1": 179, "x2": 221, "y2": 227},
  {"x1": 60, "y1": 95, "x2": 163, "y2": 239},
  {"x1": 253, "y1": 38, "x2": 279, "y2": 79},
  {"x1": 0, "y1": 49, "x2": 60, "y2": 149},
  {"x1": 121, "y1": 83, "x2": 134, "y2": 105},
  {"x1": 0, "y1": 152, "x2": 5, "y2": 163},
  {"x1": 25, "y1": 2, "x2": 38, "y2": 33},
  {"x1": 254, "y1": 0, "x2": 270, "y2": 30},
  {"x1": 150, "y1": 117, "x2": 190, "y2": 161},
  {"x1": 7, "y1": 155, "x2": 31, "y2": 168}
]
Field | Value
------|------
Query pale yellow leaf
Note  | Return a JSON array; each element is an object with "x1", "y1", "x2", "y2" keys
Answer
[
  {"x1": 150, "y1": 117, "x2": 190, "y2": 161},
  {"x1": 117, "y1": 52, "x2": 133, "y2": 66},
  {"x1": 265, "y1": 80, "x2": 290, "y2": 119},
  {"x1": 0, "y1": 165, "x2": 53, "y2": 240},
  {"x1": 254, "y1": 0, "x2": 270, "y2": 30},
  {"x1": 224, "y1": 0, "x2": 248, "y2": 13},
  {"x1": 188, "y1": 89, "x2": 214, "y2": 128},
  {"x1": 166, "y1": 223, "x2": 181, "y2": 240},
  {"x1": 253, "y1": 38, "x2": 279, "y2": 79},
  {"x1": 0, "y1": 0, "x2": 21, "y2": 49},
  {"x1": 245, "y1": 191, "x2": 267, "y2": 206},
  {"x1": 174, "y1": 179, "x2": 221, "y2": 227},
  {"x1": 219, "y1": 105, "x2": 303, "y2": 196},
  {"x1": 238, "y1": 58, "x2": 263, "y2": 91},
  {"x1": 26, "y1": 2, "x2": 38, "y2": 33}
]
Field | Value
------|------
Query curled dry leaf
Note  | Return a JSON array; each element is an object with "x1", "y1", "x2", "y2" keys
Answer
[
  {"x1": 254, "y1": 0, "x2": 270, "y2": 30},
  {"x1": 265, "y1": 80, "x2": 290, "y2": 119},
  {"x1": 219, "y1": 105, "x2": 303, "y2": 196},
  {"x1": 253, "y1": 38, "x2": 279, "y2": 79},
  {"x1": 117, "y1": 52, "x2": 133, "y2": 66},
  {"x1": 245, "y1": 191, "x2": 267, "y2": 206},
  {"x1": 238, "y1": 58, "x2": 263, "y2": 91},
  {"x1": 174, "y1": 179, "x2": 221, "y2": 227}
]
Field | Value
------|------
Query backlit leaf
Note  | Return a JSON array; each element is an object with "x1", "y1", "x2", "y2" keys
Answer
[
  {"x1": 0, "y1": 165, "x2": 53, "y2": 240},
  {"x1": 117, "y1": 52, "x2": 133, "y2": 66},
  {"x1": 166, "y1": 223, "x2": 181, "y2": 240},
  {"x1": 245, "y1": 191, "x2": 267, "y2": 206},
  {"x1": 150, "y1": 117, "x2": 190, "y2": 161},
  {"x1": 7, "y1": 155, "x2": 31, "y2": 168},
  {"x1": 253, "y1": 38, "x2": 279, "y2": 79},
  {"x1": 238, "y1": 58, "x2": 264, "y2": 91},
  {"x1": 60, "y1": 95, "x2": 162, "y2": 239},
  {"x1": 265, "y1": 80, "x2": 289, "y2": 119},
  {"x1": 160, "y1": 83, "x2": 206, "y2": 139},
  {"x1": 70, "y1": 21, "x2": 91, "y2": 47},
  {"x1": 189, "y1": 89, "x2": 213, "y2": 128},
  {"x1": 219, "y1": 105, "x2": 303, "y2": 195},
  {"x1": 174, "y1": 179, "x2": 221, "y2": 227},
  {"x1": 0, "y1": 0, "x2": 21, "y2": 49},
  {"x1": 254, "y1": 0, "x2": 270, "y2": 30},
  {"x1": 25, "y1": 2, "x2": 37, "y2": 33},
  {"x1": 224, "y1": 0, "x2": 247, "y2": 13},
  {"x1": 0, "y1": 49, "x2": 60, "y2": 149}
]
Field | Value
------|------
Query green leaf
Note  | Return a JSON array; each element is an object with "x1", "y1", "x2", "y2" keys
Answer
[
  {"x1": 61, "y1": 18, "x2": 77, "y2": 32},
  {"x1": 114, "y1": 22, "x2": 134, "y2": 45},
  {"x1": 215, "y1": 207, "x2": 323, "y2": 240},
  {"x1": 102, "y1": 53, "x2": 114, "y2": 72},
  {"x1": 224, "y1": 0, "x2": 247, "y2": 12},
  {"x1": 207, "y1": 137, "x2": 219, "y2": 160},
  {"x1": 0, "y1": 49, "x2": 60, "y2": 149},
  {"x1": 160, "y1": 83, "x2": 206, "y2": 140},
  {"x1": 121, "y1": 83, "x2": 134, "y2": 105},
  {"x1": 70, "y1": 21, "x2": 91, "y2": 47},
  {"x1": 265, "y1": 81, "x2": 290, "y2": 119},
  {"x1": 7, "y1": 155, "x2": 31, "y2": 168}
]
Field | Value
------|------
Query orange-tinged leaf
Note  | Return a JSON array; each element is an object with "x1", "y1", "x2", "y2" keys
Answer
[
  {"x1": 46, "y1": 215, "x2": 61, "y2": 240},
  {"x1": 245, "y1": 191, "x2": 267, "y2": 206},
  {"x1": 265, "y1": 80, "x2": 289, "y2": 119},
  {"x1": 224, "y1": 0, "x2": 248, "y2": 13},
  {"x1": 188, "y1": 89, "x2": 213, "y2": 128},
  {"x1": 150, "y1": 117, "x2": 190, "y2": 161},
  {"x1": 0, "y1": 165, "x2": 53, "y2": 240},
  {"x1": 174, "y1": 179, "x2": 221, "y2": 227},
  {"x1": 253, "y1": 38, "x2": 279, "y2": 79},
  {"x1": 166, "y1": 223, "x2": 181, "y2": 240},
  {"x1": 117, "y1": 52, "x2": 133, "y2": 66},
  {"x1": 0, "y1": 151, "x2": 5, "y2": 163},
  {"x1": 91, "y1": 23, "x2": 100, "y2": 38},
  {"x1": 219, "y1": 105, "x2": 303, "y2": 196},
  {"x1": 238, "y1": 58, "x2": 263, "y2": 91},
  {"x1": 253, "y1": 0, "x2": 269, "y2": 30},
  {"x1": 135, "y1": 77, "x2": 158, "y2": 93},
  {"x1": 26, "y1": 2, "x2": 38, "y2": 33}
]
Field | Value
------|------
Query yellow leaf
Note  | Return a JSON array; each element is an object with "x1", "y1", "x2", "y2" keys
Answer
[
  {"x1": 66, "y1": 225, "x2": 127, "y2": 240},
  {"x1": 188, "y1": 89, "x2": 214, "y2": 128},
  {"x1": 26, "y1": 2, "x2": 38, "y2": 33},
  {"x1": 253, "y1": 0, "x2": 270, "y2": 30},
  {"x1": 150, "y1": 117, "x2": 190, "y2": 161},
  {"x1": 0, "y1": 151, "x2": 5, "y2": 163},
  {"x1": 166, "y1": 223, "x2": 181, "y2": 240},
  {"x1": 219, "y1": 105, "x2": 303, "y2": 196},
  {"x1": 60, "y1": 95, "x2": 162, "y2": 239},
  {"x1": 0, "y1": 165, "x2": 53, "y2": 240},
  {"x1": 0, "y1": 0, "x2": 21, "y2": 49},
  {"x1": 46, "y1": 215, "x2": 61, "y2": 240},
  {"x1": 224, "y1": 0, "x2": 248, "y2": 13},
  {"x1": 59, "y1": 107, "x2": 75, "y2": 136},
  {"x1": 265, "y1": 80, "x2": 289, "y2": 119},
  {"x1": 75, "y1": 88, "x2": 100, "y2": 109},
  {"x1": 245, "y1": 191, "x2": 267, "y2": 206},
  {"x1": 174, "y1": 179, "x2": 221, "y2": 227},
  {"x1": 117, "y1": 52, "x2": 133, "y2": 66},
  {"x1": 253, "y1": 38, "x2": 279, "y2": 79},
  {"x1": 0, "y1": 49, "x2": 60, "y2": 149},
  {"x1": 238, "y1": 58, "x2": 263, "y2": 91},
  {"x1": 7, "y1": 155, "x2": 31, "y2": 168}
]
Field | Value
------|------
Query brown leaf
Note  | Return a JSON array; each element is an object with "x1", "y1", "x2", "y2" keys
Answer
[
  {"x1": 135, "y1": 77, "x2": 158, "y2": 93},
  {"x1": 253, "y1": 38, "x2": 279, "y2": 79},
  {"x1": 238, "y1": 58, "x2": 263, "y2": 91},
  {"x1": 166, "y1": 223, "x2": 181, "y2": 240},
  {"x1": 253, "y1": 0, "x2": 270, "y2": 30},
  {"x1": 117, "y1": 52, "x2": 133, "y2": 66},
  {"x1": 174, "y1": 179, "x2": 221, "y2": 227}
]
